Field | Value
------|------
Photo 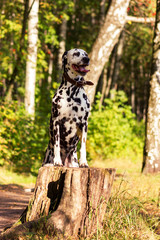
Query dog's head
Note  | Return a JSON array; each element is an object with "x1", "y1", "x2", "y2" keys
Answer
[{"x1": 62, "y1": 49, "x2": 90, "y2": 76}]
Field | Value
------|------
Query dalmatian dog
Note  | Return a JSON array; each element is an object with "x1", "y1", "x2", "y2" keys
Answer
[{"x1": 42, "y1": 48, "x2": 93, "y2": 168}]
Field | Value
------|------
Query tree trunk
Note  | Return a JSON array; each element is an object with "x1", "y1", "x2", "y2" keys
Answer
[
  {"x1": 1, "y1": 166, "x2": 115, "y2": 239},
  {"x1": 57, "y1": 15, "x2": 67, "y2": 71},
  {"x1": 143, "y1": 73, "x2": 150, "y2": 121},
  {"x1": 131, "y1": 59, "x2": 136, "y2": 114},
  {"x1": 105, "y1": 46, "x2": 117, "y2": 98},
  {"x1": 25, "y1": 0, "x2": 39, "y2": 116},
  {"x1": 142, "y1": 0, "x2": 160, "y2": 173},
  {"x1": 100, "y1": 0, "x2": 106, "y2": 25},
  {"x1": 86, "y1": 0, "x2": 130, "y2": 104},
  {"x1": 110, "y1": 31, "x2": 124, "y2": 99},
  {"x1": 5, "y1": 0, "x2": 29, "y2": 100},
  {"x1": 47, "y1": 46, "x2": 54, "y2": 88},
  {"x1": 100, "y1": 66, "x2": 108, "y2": 105}
]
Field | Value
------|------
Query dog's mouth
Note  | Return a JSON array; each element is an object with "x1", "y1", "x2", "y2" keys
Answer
[{"x1": 72, "y1": 64, "x2": 90, "y2": 74}]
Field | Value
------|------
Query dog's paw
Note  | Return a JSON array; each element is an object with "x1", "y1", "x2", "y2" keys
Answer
[
  {"x1": 79, "y1": 163, "x2": 89, "y2": 168},
  {"x1": 69, "y1": 162, "x2": 79, "y2": 168},
  {"x1": 54, "y1": 163, "x2": 63, "y2": 167}
]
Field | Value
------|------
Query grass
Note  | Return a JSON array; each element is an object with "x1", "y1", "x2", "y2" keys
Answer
[
  {"x1": 90, "y1": 155, "x2": 160, "y2": 203},
  {"x1": 0, "y1": 166, "x2": 36, "y2": 187},
  {"x1": 89, "y1": 156, "x2": 160, "y2": 240},
  {"x1": 1, "y1": 156, "x2": 160, "y2": 239}
]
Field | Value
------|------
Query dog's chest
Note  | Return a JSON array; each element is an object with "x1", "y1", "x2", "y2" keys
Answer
[{"x1": 52, "y1": 84, "x2": 90, "y2": 122}]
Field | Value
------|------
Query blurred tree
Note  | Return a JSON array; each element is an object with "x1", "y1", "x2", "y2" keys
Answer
[
  {"x1": 25, "y1": 0, "x2": 39, "y2": 116},
  {"x1": 142, "y1": 0, "x2": 160, "y2": 173},
  {"x1": 3, "y1": 0, "x2": 29, "y2": 101},
  {"x1": 85, "y1": 0, "x2": 130, "y2": 104}
]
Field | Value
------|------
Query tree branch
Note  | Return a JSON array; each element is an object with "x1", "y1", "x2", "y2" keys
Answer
[{"x1": 126, "y1": 15, "x2": 155, "y2": 23}]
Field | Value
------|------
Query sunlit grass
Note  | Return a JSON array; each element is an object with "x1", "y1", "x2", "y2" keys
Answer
[
  {"x1": 90, "y1": 155, "x2": 160, "y2": 203},
  {"x1": 0, "y1": 166, "x2": 36, "y2": 187},
  {"x1": 89, "y1": 156, "x2": 160, "y2": 239},
  {"x1": 1, "y1": 157, "x2": 160, "y2": 239}
]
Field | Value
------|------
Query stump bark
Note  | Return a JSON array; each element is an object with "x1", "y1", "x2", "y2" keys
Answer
[{"x1": 1, "y1": 166, "x2": 116, "y2": 239}]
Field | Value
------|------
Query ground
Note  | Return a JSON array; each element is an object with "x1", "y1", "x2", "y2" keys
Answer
[{"x1": 0, "y1": 184, "x2": 33, "y2": 233}]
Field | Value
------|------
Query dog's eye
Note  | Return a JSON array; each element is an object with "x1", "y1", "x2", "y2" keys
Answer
[{"x1": 73, "y1": 52, "x2": 80, "y2": 57}]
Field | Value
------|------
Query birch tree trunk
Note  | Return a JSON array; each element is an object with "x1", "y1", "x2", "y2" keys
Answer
[
  {"x1": 25, "y1": 0, "x2": 39, "y2": 116},
  {"x1": 86, "y1": 0, "x2": 130, "y2": 104},
  {"x1": 142, "y1": 0, "x2": 160, "y2": 173},
  {"x1": 57, "y1": 13, "x2": 67, "y2": 73}
]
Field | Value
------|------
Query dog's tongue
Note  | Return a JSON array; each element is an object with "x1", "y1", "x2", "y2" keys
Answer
[
  {"x1": 79, "y1": 66, "x2": 90, "y2": 73},
  {"x1": 72, "y1": 64, "x2": 90, "y2": 73}
]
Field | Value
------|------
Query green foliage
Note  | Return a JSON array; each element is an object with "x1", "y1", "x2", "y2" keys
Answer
[
  {"x1": 87, "y1": 91, "x2": 145, "y2": 161},
  {"x1": 0, "y1": 91, "x2": 145, "y2": 174},
  {"x1": 0, "y1": 101, "x2": 49, "y2": 174}
]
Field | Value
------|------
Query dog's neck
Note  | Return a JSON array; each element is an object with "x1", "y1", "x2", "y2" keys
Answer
[
  {"x1": 63, "y1": 70, "x2": 94, "y2": 88},
  {"x1": 66, "y1": 69, "x2": 83, "y2": 81}
]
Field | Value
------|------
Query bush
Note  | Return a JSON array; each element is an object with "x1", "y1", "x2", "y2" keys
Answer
[
  {"x1": 87, "y1": 91, "x2": 145, "y2": 161},
  {"x1": 0, "y1": 91, "x2": 145, "y2": 174},
  {"x1": 0, "y1": 101, "x2": 49, "y2": 174}
]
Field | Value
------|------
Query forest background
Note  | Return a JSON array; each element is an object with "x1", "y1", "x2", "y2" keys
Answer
[
  {"x1": 0, "y1": 0, "x2": 156, "y2": 175},
  {"x1": 2, "y1": 0, "x2": 160, "y2": 238}
]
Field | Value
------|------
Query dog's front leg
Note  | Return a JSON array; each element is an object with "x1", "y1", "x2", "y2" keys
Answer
[
  {"x1": 79, "y1": 125, "x2": 88, "y2": 168},
  {"x1": 53, "y1": 123, "x2": 63, "y2": 166}
]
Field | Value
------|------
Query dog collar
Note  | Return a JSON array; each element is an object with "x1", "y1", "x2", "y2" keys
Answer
[{"x1": 63, "y1": 72, "x2": 94, "y2": 87}]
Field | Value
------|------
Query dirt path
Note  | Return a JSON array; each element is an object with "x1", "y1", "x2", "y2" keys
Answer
[{"x1": 0, "y1": 184, "x2": 33, "y2": 233}]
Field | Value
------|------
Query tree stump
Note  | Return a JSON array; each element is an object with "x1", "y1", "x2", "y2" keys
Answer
[{"x1": 1, "y1": 166, "x2": 115, "y2": 239}]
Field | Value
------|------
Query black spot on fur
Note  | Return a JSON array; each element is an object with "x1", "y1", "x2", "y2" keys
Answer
[
  {"x1": 81, "y1": 107, "x2": 84, "y2": 111},
  {"x1": 83, "y1": 93, "x2": 87, "y2": 100},
  {"x1": 66, "y1": 88, "x2": 70, "y2": 96},
  {"x1": 67, "y1": 98, "x2": 71, "y2": 102},
  {"x1": 50, "y1": 130, "x2": 54, "y2": 138},
  {"x1": 72, "y1": 106, "x2": 78, "y2": 112},
  {"x1": 54, "y1": 129, "x2": 58, "y2": 136},
  {"x1": 55, "y1": 96, "x2": 61, "y2": 103},
  {"x1": 67, "y1": 127, "x2": 72, "y2": 135},
  {"x1": 62, "y1": 117, "x2": 67, "y2": 123},
  {"x1": 78, "y1": 123, "x2": 83, "y2": 131},
  {"x1": 55, "y1": 121, "x2": 59, "y2": 126},
  {"x1": 69, "y1": 135, "x2": 79, "y2": 145},
  {"x1": 46, "y1": 155, "x2": 50, "y2": 163},
  {"x1": 87, "y1": 103, "x2": 90, "y2": 108},
  {"x1": 74, "y1": 98, "x2": 81, "y2": 104},
  {"x1": 52, "y1": 106, "x2": 59, "y2": 118},
  {"x1": 84, "y1": 112, "x2": 89, "y2": 121},
  {"x1": 50, "y1": 137, "x2": 54, "y2": 145},
  {"x1": 73, "y1": 52, "x2": 80, "y2": 57},
  {"x1": 75, "y1": 88, "x2": 80, "y2": 96},
  {"x1": 70, "y1": 86, "x2": 77, "y2": 98},
  {"x1": 62, "y1": 51, "x2": 68, "y2": 71},
  {"x1": 57, "y1": 104, "x2": 61, "y2": 109}
]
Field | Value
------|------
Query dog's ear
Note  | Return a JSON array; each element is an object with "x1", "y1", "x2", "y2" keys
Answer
[{"x1": 62, "y1": 51, "x2": 68, "y2": 71}]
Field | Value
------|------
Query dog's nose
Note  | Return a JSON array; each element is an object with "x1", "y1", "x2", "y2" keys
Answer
[{"x1": 82, "y1": 57, "x2": 90, "y2": 64}]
